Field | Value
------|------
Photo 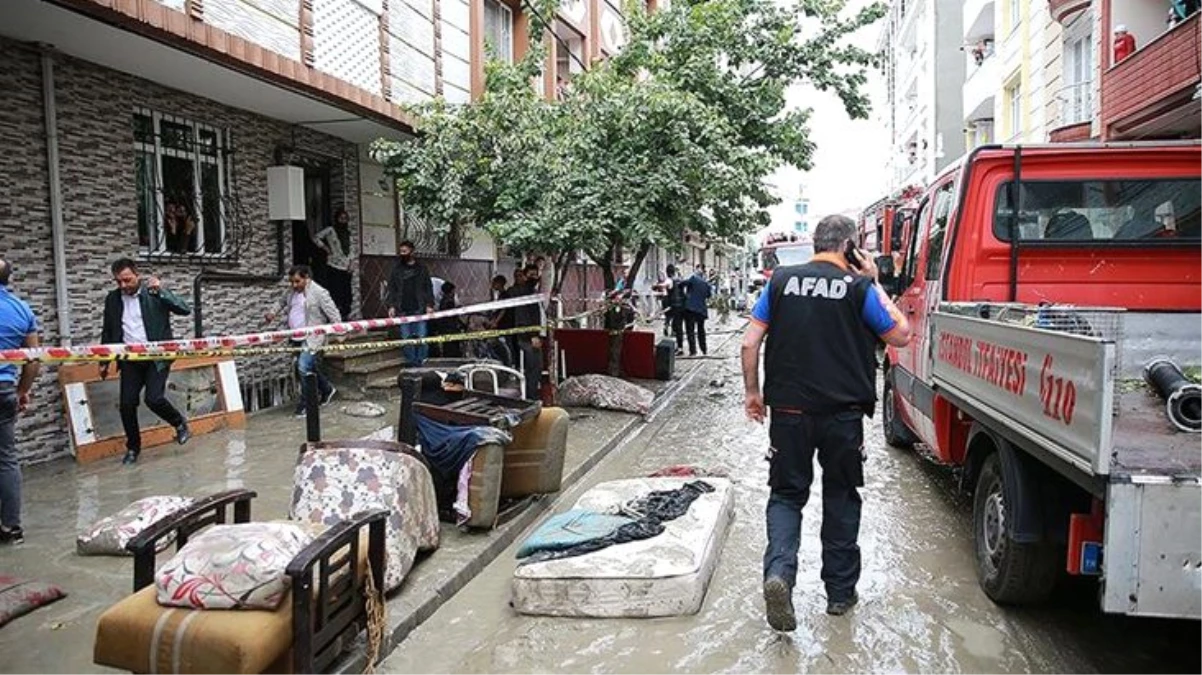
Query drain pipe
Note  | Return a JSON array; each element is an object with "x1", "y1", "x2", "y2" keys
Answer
[{"x1": 41, "y1": 48, "x2": 72, "y2": 345}]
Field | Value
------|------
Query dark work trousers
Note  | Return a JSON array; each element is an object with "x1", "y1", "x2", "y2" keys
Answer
[
  {"x1": 764, "y1": 408, "x2": 865, "y2": 603},
  {"x1": 295, "y1": 348, "x2": 333, "y2": 413},
  {"x1": 517, "y1": 337, "x2": 543, "y2": 401},
  {"x1": 684, "y1": 312, "x2": 707, "y2": 355},
  {"x1": 325, "y1": 267, "x2": 353, "y2": 319},
  {"x1": 119, "y1": 361, "x2": 185, "y2": 452},
  {"x1": 666, "y1": 309, "x2": 685, "y2": 352}
]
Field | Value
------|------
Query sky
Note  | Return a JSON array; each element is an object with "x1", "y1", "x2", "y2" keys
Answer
[{"x1": 762, "y1": 2, "x2": 891, "y2": 235}]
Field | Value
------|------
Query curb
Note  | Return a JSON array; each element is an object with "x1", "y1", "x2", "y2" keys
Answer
[{"x1": 337, "y1": 320, "x2": 746, "y2": 672}]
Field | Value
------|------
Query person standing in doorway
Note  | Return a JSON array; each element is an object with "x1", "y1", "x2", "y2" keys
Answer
[
  {"x1": 741, "y1": 215, "x2": 911, "y2": 629},
  {"x1": 386, "y1": 240, "x2": 434, "y2": 366},
  {"x1": 266, "y1": 265, "x2": 341, "y2": 417},
  {"x1": 100, "y1": 258, "x2": 192, "y2": 465},
  {"x1": 682, "y1": 264, "x2": 712, "y2": 356},
  {"x1": 313, "y1": 208, "x2": 353, "y2": 319},
  {"x1": 0, "y1": 260, "x2": 39, "y2": 544}
]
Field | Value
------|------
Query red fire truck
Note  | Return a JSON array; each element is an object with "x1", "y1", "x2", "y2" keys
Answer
[
  {"x1": 757, "y1": 232, "x2": 814, "y2": 281},
  {"x1": 877, "y1": 142, "x2": 1201, "y2": 619},
  {"x1": 858, "y1": 185, "x2": 923, "y2": 253}
]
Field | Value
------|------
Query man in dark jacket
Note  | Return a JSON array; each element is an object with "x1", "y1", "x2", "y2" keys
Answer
[
  {"x1": 386, "y1": 240, "x2": 435, "y2": 366},
  {"x1": 100, "y1": 258, "x2": 192, "y2": 465},
  {"x1": 656, "y1": 264, "x2": 686, "y2": 355},
  {"x1": 682, "y1": 264, "x2": 712, "y2": 356},
  {"x1": 509, "y1": 263, "x2": 544, "y2": 400}
]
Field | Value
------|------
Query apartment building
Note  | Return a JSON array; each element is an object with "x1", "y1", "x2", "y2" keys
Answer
[
  {"x1": 881, "y1": 0, "x2": 967, "y2": 191},
  {"x1": 0, "y1": 0, "x2": 637, "y2": 463},
  {"x1": 963, "y1": 0, "x2": 1064, "y2": 148}
]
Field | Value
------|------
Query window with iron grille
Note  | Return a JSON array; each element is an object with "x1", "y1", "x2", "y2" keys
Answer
[{"x1": 133, "y1": 108, "x2": 231, "y2": 257}]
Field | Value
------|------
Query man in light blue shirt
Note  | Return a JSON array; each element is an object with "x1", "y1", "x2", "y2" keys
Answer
[{"x1": 0, "y1": 260, "x2": 40, "y2": 545}]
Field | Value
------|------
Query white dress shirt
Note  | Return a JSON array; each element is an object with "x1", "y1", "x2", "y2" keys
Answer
[{"x1": 121, "y1": 293, "x2": 148, "y2": 344}]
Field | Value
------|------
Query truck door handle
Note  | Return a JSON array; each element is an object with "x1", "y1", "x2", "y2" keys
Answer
[{"x1": 905, "y1": 307, "x2": 916, "y2": 315}]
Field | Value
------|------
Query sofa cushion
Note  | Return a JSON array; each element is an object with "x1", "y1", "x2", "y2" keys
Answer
[
  {"x1": 94, "y1": 586, "x2": 292, "y2": 674},
  {"x1": 156, "y1": 522, "x2": 315, "y2": 610},
  {"x1": 77, "y1": 495, "x2": 195, "y2": 556},
  {"x1": 0, "y1": 576, "x2": 66, "y2": 628},
  {"x1": 290, "y1": 446, "x2": 439, "y2": 592}
]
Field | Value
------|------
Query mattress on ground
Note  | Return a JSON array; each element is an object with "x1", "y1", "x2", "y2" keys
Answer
[{"x1": 511, "y1": 477, "x2": 733, "y2": 618}]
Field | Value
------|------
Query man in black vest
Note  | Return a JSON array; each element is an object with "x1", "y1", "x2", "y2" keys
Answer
[{"x1": 741, "y1": 215, "x2": 911, "y2": 629}]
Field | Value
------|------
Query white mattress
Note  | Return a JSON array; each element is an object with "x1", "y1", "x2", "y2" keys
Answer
[{"x1": 511, "y1": 477, "x2": 734, "y2": 618}]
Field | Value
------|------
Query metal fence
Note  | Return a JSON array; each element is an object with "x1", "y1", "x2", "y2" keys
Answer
[{"x1": 1055, "y1": 81, "x2": 1093, "y2": 127}]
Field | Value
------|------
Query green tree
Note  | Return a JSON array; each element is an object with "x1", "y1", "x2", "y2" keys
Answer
[{"x1": 376, "y1": 0, "x2": 884, "y2": 374}]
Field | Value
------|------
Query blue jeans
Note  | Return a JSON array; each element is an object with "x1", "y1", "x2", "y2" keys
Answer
[
  {"x1": 763, "y1": 409, "x2": 864, "y2": 602},
  {"x1": 296, "y1": 349, "x2": 332, "y2": 411},
  {"x1": 400, "y1": 319, "x2": 428, "y2": 365},
  {"x1": 0, "y1": 385, "x2": 20, "y2": 529}
]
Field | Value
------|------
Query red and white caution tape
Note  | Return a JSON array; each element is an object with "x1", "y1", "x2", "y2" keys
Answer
[{"x1": 0, "y1": 294, "x2": 542, "y2": 364}]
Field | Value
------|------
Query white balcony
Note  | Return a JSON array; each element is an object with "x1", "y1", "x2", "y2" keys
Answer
[
  {"x1": 1055, "y1": 81, "x2": 1094, "y2": 127},
  {"x1": 963, "y1": 52, "x2": 998, "y2": 123},
  {"x1": 964, "y1": 0, "x2": 995, "y2": 42}
]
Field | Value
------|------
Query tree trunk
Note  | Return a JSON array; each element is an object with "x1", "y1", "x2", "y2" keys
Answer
[
  {"x1": 546, "y1": 250, "x2": 572, "y2": 403},
  {"x1": 591, "y1": 244, "x2": 626, "y2": 377}
]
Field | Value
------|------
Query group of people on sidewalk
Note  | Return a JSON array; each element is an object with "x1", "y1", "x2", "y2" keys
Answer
[{"x1": 657, "y1": 263, "x2": 714, "y2": 357}]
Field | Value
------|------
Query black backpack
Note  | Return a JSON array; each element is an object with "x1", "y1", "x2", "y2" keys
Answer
[{"x1": 667, "y1": 279, "x2": 687, "y2": 309}]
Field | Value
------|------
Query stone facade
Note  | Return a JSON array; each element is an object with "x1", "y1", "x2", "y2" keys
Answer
[{"x1": 0, "y1": 37, "x2": 361, "y2": 464}]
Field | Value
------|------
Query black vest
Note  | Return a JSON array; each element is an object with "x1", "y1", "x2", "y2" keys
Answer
[{"x1": 763, "y1": 261, "x2": 878, "y2": 415}]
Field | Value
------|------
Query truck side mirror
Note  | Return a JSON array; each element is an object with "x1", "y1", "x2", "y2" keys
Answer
[{"x1": 875, "y1": 254, "x2": 902, "y2": 296}]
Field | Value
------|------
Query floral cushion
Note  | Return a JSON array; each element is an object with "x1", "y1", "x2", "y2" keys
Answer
[
  {"x1": 77, "y1": 496, "x2": 195, "y2": 556},
  {"x1": 0, "y1": 576, "x2": 66, "y2": 628},
  {"x1": 290, "y1": 446, "x2": 440, "y2": 593},
  {"x1": 155, "y1": 522, "x2": 315, "y2": 610}
]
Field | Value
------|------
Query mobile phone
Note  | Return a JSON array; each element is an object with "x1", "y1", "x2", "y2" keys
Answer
[{"x1": 844, "y1": 240, "x2": 862, "y2": 270}]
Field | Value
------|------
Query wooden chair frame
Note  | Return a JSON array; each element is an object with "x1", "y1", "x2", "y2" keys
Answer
[{"x1": 123, "y1": 488, "x2": 387, "y2": 674}]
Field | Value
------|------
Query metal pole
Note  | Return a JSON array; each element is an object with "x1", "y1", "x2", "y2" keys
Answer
[
  {"x1": 397, "y1": 373, "x2": 421, "y2": 446},
  {"x1": 304, "y1": 373, "x2": 320, "y2": 442},
  {"x1": 41, "y1": 49, "x2": 72, "y2": 346}
]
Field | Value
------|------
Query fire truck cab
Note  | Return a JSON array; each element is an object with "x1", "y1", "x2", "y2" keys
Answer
[
  {"x1": 878, "y1": 142, "x2": 1201, "y2": 619},
  {"x1": 858, "y1": 185, "x2": 923, "y2": 254}
]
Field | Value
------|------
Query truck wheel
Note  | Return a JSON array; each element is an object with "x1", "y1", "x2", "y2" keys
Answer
[
  {"x1": 972, "y1": 453, "x2": 1059, "y2": 604},
  {"x1": 882, "y1": 376, "x2": 915, "y2": 449}
]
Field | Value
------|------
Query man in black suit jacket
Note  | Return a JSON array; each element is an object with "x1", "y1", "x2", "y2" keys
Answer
[{"x1": 100, "y1": 258, "x2": 192, "y2": 465}]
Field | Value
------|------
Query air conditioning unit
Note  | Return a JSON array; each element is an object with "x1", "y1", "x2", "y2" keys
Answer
[{"x1": 267, "y1": 165, "x2": 305, "y2": 221}]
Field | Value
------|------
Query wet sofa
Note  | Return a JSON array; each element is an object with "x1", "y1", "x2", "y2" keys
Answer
[{"x1": 92, "y1": 490, "x2": 387, "y2": 674}]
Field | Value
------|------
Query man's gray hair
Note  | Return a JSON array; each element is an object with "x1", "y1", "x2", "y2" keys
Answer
[
  {"x1": 0, "y1": 260, "x2": 10, "y2": 286},
  {"x1": 813, "y1": 215, "x2": 857, "y2": 253}
]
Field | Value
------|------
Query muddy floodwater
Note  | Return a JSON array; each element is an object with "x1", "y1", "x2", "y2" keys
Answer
[{"x1": 381, "y1": 334, "x2": 1200, "y2": 674}]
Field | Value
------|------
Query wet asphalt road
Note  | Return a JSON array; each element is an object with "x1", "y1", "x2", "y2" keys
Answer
[{"x1": 380, "y1": 328, "x2": 1201, "y2": 674}]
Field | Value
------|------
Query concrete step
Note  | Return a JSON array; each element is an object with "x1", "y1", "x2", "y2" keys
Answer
[{"x1": 330, "y1": 355, "x2": 407, "y2": 376}]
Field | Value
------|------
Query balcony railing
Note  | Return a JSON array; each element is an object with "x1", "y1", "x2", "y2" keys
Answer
[{"x1": 1056, "y1": 81, "x2": 1093, "y2": 127}]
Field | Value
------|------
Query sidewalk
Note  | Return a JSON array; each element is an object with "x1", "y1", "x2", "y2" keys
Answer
[{"x1": 0, "y1": 320, "x2": 744, "y2": 673}]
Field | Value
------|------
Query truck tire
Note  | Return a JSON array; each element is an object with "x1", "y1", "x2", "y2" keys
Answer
[
  {"x1": 882, "y1": 376, "x2": 915, "y2": 449},
  {"x1": 972, "y1": 453, "x2": 1059, "y2": 604}
]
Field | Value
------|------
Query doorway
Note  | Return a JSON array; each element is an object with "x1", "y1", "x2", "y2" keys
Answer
[{"x1": 291, "y1": 165, "x2": 331, "y2": 280}]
